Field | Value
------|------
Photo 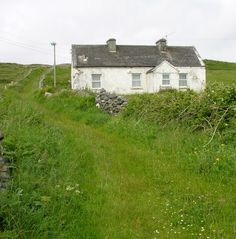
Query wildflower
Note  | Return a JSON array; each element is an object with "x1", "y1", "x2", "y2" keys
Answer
[
  {"x1": 75, "y1": 183, "x2": 80, "y2": 187},
  {"x1": 66, "y1": 186, "x2": 74, "y2": 191},
  {"x1": 216, "y1": 158, "x2": 220, "y2": 161},
  {"x1": 155, "y1": 230, "x2": 159, "y2": 234},
  {"x1": 201, "y1": 227, "x2": 205, "y2": 231},
  {"x1": 75, "y1": 190, "x2": 81, "y2": 194}
]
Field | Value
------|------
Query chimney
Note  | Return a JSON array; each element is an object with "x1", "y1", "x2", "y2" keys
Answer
[
  {"x1": 107, "y1": 38, "x2": 116, "y2": 52},
  {"x1": 156, "y1": 38, "x2": 167, "y2": 52}
]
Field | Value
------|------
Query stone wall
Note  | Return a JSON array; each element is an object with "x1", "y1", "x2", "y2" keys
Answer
[
  {"x1": 0, "y1": 157, "x2": 10, "y2": 190},
  {"x1": 95, "y1": 89, "x2": 128, "y2": 115},
  {"x1": 0, "y1": 131, "x2": 10, "y2": 191}
]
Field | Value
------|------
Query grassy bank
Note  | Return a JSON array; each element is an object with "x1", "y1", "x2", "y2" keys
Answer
[{"x1": 0, "y1": 61, "x2": 235, "y2": 238}]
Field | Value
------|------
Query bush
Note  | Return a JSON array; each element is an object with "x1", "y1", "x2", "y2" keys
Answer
[{"x1": 123, "y1": 83, "x2": 236, "y2": 132}]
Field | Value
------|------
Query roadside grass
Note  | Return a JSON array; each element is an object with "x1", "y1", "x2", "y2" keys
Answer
[{"x1": 0, "y1": 60, "x2": 235, "y2": 238}]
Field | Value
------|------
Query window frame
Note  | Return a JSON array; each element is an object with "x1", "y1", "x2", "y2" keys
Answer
[
  {"x1": 131, "y1": 73, "x2": 142, "y2": 88},
  {"x1": 179, "y1": 73, "x2": 188, "y2": 87},
  {"x1": 91, "y1": 74, "x2": 102, "y2": 89},
  {"x1": 162, "y1": 73, "x2": 170, "y2": 86}
]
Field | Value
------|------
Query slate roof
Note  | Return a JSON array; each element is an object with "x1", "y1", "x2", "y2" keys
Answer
[{"x1": 72, "y1": 44, "x2": 203, "y2": 68}]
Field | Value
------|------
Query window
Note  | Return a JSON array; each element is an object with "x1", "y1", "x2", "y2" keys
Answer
[
  {"x1": 92, "y1": 74, "x2": 101, "y2": 89},
  {"x1": 162, "y1": 73, "x2": 170, "y2": 85},
  {"x1": 179, "y1": 73, "x2": 187, "y2": 87},
  {"x1": 132, "y1": 73, "x2": 141, "y2": 88}
]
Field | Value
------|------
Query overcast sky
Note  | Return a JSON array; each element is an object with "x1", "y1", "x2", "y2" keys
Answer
[{"x1": 0, "y1": 0, "x2": 236, "y2": 64}]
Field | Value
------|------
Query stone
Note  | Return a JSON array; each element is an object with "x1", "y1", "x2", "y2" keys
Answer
[
  {"x1": 0, "y1": 157, "x2": 10, "y2": 190},
  {"x1": 95, "y1": 89, "x2": 128, "y2": 115},
  {"x1": 45, "y1": 92, "x2": 53, "y2": 97},
  {"x1": 0, "y1": 165, "x2": 8, "y2": 172},
  {"x1": 0, "y1": 131, "x2": 4, "y2": 141}
]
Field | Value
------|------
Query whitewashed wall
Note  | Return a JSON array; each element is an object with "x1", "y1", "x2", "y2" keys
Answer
[{"x1": 71, "y1": 61, "x2": 205, "y2": 94}]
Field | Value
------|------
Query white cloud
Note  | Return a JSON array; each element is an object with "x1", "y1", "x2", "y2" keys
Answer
[{"x1": 0, "y1": 0, "x2": 235, "y2": 64}]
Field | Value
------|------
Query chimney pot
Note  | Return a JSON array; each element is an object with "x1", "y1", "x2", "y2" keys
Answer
[
  {"x1": 156, "y1": 38, "x2": 167, "y2": 52},
  {"x1": 107, "y1": 38, "x2": 116, "y2": 52}
]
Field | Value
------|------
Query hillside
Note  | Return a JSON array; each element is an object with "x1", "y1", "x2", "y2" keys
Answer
[
  {"x1": 0, "y1": 60, "x2": 236, "y2": 90},
  {"x1": 0, "y1": 60, "x2": 235, "y2": 238},
  {"x1": 205, "y1": 60, "x2": 236, "y2": 85}
]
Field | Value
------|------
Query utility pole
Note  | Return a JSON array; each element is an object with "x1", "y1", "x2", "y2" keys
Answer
[{"x1": 51, "y1": 42, "x2": 56, "y2": 88}]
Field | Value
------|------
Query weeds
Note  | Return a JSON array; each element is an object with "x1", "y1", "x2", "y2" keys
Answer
[{"x1": 0, "y1": 62, "x2": 235, "y2": 238}]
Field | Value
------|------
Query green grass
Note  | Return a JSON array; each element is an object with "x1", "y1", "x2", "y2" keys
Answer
[
  {"x1": 0, "y1": 63, "x2": 31, "y2": 85},
  {"x1": 204, "y1": 60, "x2": 236, "y2": 85},
  {"x1": 43, "y1": 64, "x2": 71, "y2": 90},
  {"x1": 0, "y1": 60, "x2": 235, "y2": 238}
]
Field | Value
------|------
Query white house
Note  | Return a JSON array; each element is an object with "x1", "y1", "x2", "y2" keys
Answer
[{"x1": 71, "y1": 38, "x2": 205, "y2": 94}]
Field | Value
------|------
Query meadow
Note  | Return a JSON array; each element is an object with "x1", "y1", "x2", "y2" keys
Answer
[{"x1": 0, "y1": 60, "x2": 235, "y2": 238}]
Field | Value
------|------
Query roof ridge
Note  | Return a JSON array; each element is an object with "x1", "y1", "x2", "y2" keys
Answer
[{"x1": 72, "y1": 44, "x2": 195, "y2": 48}]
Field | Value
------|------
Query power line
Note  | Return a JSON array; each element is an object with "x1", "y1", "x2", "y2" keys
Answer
[
  {"x1": 0, "y1": 37, "x2": 51, "y2": 55},
  {"x1": 0, "y1": 37, "x2": 69, "y2": 60}
]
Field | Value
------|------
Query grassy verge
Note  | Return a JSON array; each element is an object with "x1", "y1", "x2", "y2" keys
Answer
[{"x1": 0, "y1": 61, "x2": 235, "y2": 238}]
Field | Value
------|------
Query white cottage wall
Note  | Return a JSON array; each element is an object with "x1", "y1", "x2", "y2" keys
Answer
[
  {"x1": 71, "y1": 64, "x2": 205, "y2": 94},
  {"x1": 72, "y1": 67, "x2": 151, "y2": 94}
]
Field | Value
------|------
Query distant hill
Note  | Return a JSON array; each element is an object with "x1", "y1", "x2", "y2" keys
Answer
[{"x1": 204, "y1": 59, "x2": 236, "y2": 85}]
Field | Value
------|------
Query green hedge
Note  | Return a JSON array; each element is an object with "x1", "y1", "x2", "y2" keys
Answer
[{"x1": 123, "y1": 83, "x2": 236, "y2": 133}]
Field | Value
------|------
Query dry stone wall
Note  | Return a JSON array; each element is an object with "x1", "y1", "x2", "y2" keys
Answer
[
  {"x1": 0, "y1": 131, "x2": 10, "y2": 191},
  {"x1": 95, "y1": 89, "x2": 128, "y2": 115}
]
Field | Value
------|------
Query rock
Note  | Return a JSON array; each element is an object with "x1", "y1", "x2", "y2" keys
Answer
[
  {"x1": 109, "y1": 94, "x2": 116, "y2": 99},
  {"x1": 45, "y1": 92, "x2": 53, "y2": 97},
  {"x1": 95, "y1": 89, "x2": 128, "y2": 115},
  {"x1": 100, "y1": 88, "x2": 106, "y2": 93},
  {"x1": 0, "y1": 131, "x2": 4, "y2": 141},
  {"x1": 0, "y1": 157, "x2": 10, "y2": 190}
]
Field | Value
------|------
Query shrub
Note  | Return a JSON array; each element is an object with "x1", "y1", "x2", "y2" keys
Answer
[{"x1": 123, "y1": 83, "x2": 236, "y2": 132}]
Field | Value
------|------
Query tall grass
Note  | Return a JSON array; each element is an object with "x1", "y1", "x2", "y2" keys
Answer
[{"x1": 0, "y1": 61, "x2": 235, "y2": 238}]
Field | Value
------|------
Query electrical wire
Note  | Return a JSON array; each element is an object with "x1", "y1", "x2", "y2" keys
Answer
[{"x1": 0, "y1": 36, "x2": 69, "y2": 61}]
